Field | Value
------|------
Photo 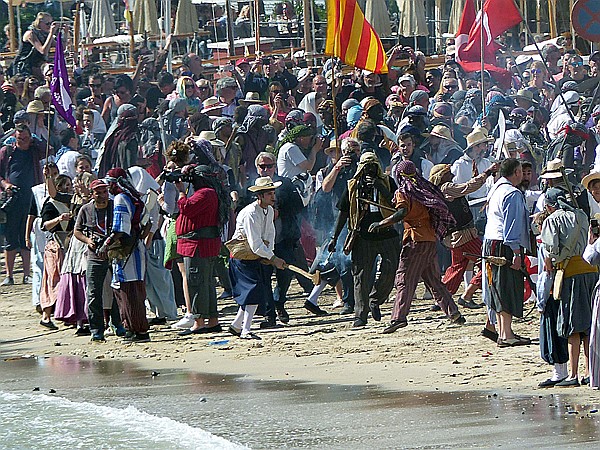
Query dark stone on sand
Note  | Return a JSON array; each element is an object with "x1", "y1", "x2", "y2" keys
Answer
[
  {"x1": 492, "y1": 393, "x2": 498, "y2": 397},
  {"x1": 54, "y1": 342, "x2": 61, "y2": 346},
  {"x1": 567, "y1": 410, "x2": 578, "y2": 415},
  {"x1": 200, "y1": 397, "x2": 207, "y2": 402},
  {"x1": 151, "y1": 371, "x2": 159, "y2": 377},
  {"x1": 32, "y1": 387, "x2": 39, "y2": 391},
  {"x1": 48, "y1": 389, "x2": 56, "y2": 394},
  {"x1": 590, "y1": 409, "x2": 598, "y2": 414}
]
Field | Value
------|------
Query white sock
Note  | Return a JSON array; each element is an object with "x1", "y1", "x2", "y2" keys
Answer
[
  {"x1": 231, "y1": 307, "x2": 244, "y2": 329},
  {"x1": 242, "y1": 304, "x2": 258, "y2": 335},
  {"x1": 307, "y1": 280, "x2": 327, "y2": 305},
  {"x1": 464, "y1": 270, "x2": 473, "y2": 286},
  {"x1": 552, "y1": 362, "x2": 568, "y2": 381}
]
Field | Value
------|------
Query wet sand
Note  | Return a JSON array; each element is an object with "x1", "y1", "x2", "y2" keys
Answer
[
  {"x1": 2, "y1": 355, "x2": 600, "y2": 449},
  {"x1": 2, "y1": 271, "x2": 600, "y2": 406}
]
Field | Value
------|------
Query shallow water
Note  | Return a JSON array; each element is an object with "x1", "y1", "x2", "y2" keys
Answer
[{"x1": 1, "y1": 355, "x2": 600, "y2": 449}]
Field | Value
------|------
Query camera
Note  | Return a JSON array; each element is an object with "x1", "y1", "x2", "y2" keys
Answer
[
  {"x1": 592, "y1": 219, "x2": 600, "y2": 237},
  {"x1": 0, "y1": 186, "x2": 20, "y2": 212},
  {"x1": 161, "y1": 169, "x2": 192, "y2": 184}
]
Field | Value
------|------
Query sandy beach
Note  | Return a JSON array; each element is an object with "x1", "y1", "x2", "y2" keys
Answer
[{"x1": 2, "y1": 271, "x2": 600, "y2": 404}]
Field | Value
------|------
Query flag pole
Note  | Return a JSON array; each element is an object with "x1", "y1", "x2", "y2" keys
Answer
[
  {"x1": 330, "y1": 60, "x2": 340, "y2": 162},
  {"x1": 479, "y1": 0, "x2": 486, "y2": 119}
]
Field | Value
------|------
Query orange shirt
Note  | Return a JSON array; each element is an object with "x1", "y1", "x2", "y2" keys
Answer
[{"x1": 394, "y1": 191, "x2": 436, "y2": 243}]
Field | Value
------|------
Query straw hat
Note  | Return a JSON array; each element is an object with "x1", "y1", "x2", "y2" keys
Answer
[
  {"x1": 582, "y1": 171, "x2": 600, "y2": 189},
  {"x1": 239, "y1": 91, "x2": 265, "y2": 106},
  {"x1": 199, "y1": 130, "x2": 225, "y2": 147},
  {"x1": 465, "y1": 128, "x2": 493, "y2": 149},
  {"x1": 27, "y1": 100, "x2": 50, "y2": 114},
  {"x1": 201, "y1": 97, "x2": 227, "y2": 113},
  {"x1": 248, "y1": 176, "x2": 282, "y2": 192},
  {"x1": 539, "y1": 159, "x2": 574, "y2": 180},
  {"x1": 429, "y1": 125, "x2": 457, "y2": 143},
  {"x1": 324, "y1": 138, "x2": 340, "y2": 156},
  {"x1": 429, "y1": 164, "x2": 452, "y2": 186},
  {"x1": 511, "y1": 88, "x2": 539, "y2": 105}
]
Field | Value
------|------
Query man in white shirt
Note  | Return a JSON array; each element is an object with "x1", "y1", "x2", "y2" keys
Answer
[
  {"x1": 56, "y1": 128, "x2": 82, "y2": 180},
  {"x1": 451, "y1": 128, "x2": 494, "y2": 201}
]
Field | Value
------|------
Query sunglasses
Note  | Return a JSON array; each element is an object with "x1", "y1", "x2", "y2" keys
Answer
[
  {"x1": 271, "y1": 90, "x2": 282, "y2": 94},
  {"x1": 530, "y1": 69, "x2": 543, "y2": 74},
  {"x1": 185, "y1": 84, "x2": 195, "y2": 89},
  {"x1": 570, "y1": 61, "x2": 583, "y2": 67},
  {"x1": 42, "y1": 21, "x2": 52, "y2": 26},
  {"x1": 258, "y1": 163, "x2": 275, "y2": 169},
  {"x1": 89, "y1": 83, "x2": 102, "y2": 88},
  {"x1": 444, "y1": 84, "x2": 458, "y2": 90},
  {"x1": 198, "y1": 86, "x2": 210, "y2": 91}
]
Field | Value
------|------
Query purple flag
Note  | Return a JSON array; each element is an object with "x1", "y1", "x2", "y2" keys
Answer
[{"x1": 50, "y1": 32, "x2": 76, "y2": 128}]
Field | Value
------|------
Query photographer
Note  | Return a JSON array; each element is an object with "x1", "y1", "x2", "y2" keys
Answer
[
  {"x1": 0, "y1": 124, "x2": 45, "y2": 287},
  {"x1": 276, "y1": 124, "x2": 323, "y2": 179},
  {"x1": 175, "y1": 165, "x2": 229, "y2": 335},
  {"x1": 12, "y1": 12, "x2": 62, "y2": 78},
  {"x1": 74, "y1": 179, "x2": 125, "y2": 342}
]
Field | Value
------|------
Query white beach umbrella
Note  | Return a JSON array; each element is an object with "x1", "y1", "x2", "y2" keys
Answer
[
  {"x1": 88, "y1": 0, "x2": 116, "y2": 38},
  {"x1": 364, "y1": 0, "x2": 392, "y2": 38},
  {"x1": 396, "y1": 0, "x2": 429, "y2": 37},
  {"x1": 174, "y1": 0, "x2": 199, "y2": 35},
  {"x1": 447, "y1": 0, "x2": 465, "y2": 35},
  {"x1": 134, "y1": 0, "x2": 160, "y2": 36}
]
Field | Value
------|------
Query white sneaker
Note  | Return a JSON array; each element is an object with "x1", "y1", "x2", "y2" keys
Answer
[{"x1": 171, "y1": 314, "x2": 195, "y2": 329}]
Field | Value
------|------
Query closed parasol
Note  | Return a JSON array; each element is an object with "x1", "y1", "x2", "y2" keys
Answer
[
  {"x1": 88, "y1": 0, "x2": 117, "y2": 38},
  {"x1": 364, "y1": 0, "x2": 392, "y2": 38},
  {"x1": 134, "y1": 0, "x2": 160, "y2": 36},
  {"x1": 174, "y1": 0, "x2": 199, "y2": 35},
  {"x1": 396, "y1": 0, "x2": 429, "y2": 37}
]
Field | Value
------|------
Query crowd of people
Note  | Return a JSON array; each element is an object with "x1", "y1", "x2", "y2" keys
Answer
[{"x1": 3, "y1": 10, "x2": 600, "y2": 389}]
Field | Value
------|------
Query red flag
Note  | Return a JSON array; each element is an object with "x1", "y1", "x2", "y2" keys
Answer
[
  {"x1": 458, "y1": 0, "x2": 522, "y2": 65},
  {"x1": 455, "y1": 0, "x2": 476, "y2": 63}
]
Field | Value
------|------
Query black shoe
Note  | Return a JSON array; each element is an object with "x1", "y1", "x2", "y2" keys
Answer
[
  {"x1": 450, "y1": 313, "x2": 466, "y2": 325},
  {"x1": 75, "y1": 327, "x2": 91, "y2": 336},
  {"x1": 457, "y1": 297, "x2": 483, "y2": 309},
  {"x1": 148, "y1": 317, "x2": 167, "y2": 326},
  {"x1": 127, "y1": 333, "x2": 151, "y2": 343},
  {"x1": 582, "y1": 376, "x2": 590, "y2": 386},
  {"x1": 352, "y1": 319, "x2": 367, "y2": 328},
  {"x1": 382, "y1": 320, "x2": 408, "y2": 334},
  {"x1": 259, "y1": 319, "x2": 282, "y2": 329},
  {"x1": 195, "y1": 324, "x2": 223, "y2": 334},
  {"x1": 90, "y1": 333, "x2": 105, "y2": 342},
  {"x1": 430, "y1": 304, "x2": 442, "y2": 312},
  {"x1": 339, "y1": 304, "x2": 354, "y2": 315},
  {"x1": 370, "y1": 303, "x2": 382, "y2": 322},
  {"x1": 228, "y1": 325, "x2": 242, "y2": 336},
  {"x1": 538, "y1": 377, "x2": 566, "y2": 388},
  {"x1": 304, "y1": 301, "x2": 328, "y2": 316},
  {"x1": 40, "y1": 320, "x2": 58, "y2": 330},
  {"x1": 481, "y1": 328, "x2": 499, "y2": 343},
  {"x1": 275, "y1": 304, "x2": 289, "y2": 324},
  {"x1": 555, "y1": 378, "x2": 580, "y2": 387}
]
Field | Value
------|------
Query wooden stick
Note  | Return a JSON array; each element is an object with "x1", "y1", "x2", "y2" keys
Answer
[
  {"x1": 284, "y1": 264, "x2": 320, "y2": 284},
  {"x1": 7, "y1": 0, "x2": 16, "y2": 52}
]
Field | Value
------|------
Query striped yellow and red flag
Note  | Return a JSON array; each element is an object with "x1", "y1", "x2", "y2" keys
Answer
[{"x1": 325, "y1": 0, "x2": 388, "y2": 74}]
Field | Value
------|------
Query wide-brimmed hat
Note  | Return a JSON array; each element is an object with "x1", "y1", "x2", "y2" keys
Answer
[
  {"x1": 540, "y1": 158, "x2": 574, "y2": 180},
  {"x1": 26, "y1": 100, "x2": 50, "y2": 114},
  {"x1": 429, "y1": 125, "x2": 457, "y2": 143},
  {"x1": 239, "y1": 91, "x2": 265, "y2": 106},
  {"x1": 582, "y1": 171, "x2": 600, "y2": 189},
  {"x1": 199, "y1": 130, "x2": 225, "y2": 147},
  {"x1": 248, "y1": 176, "x2": 282, "y2": 192},
  {"x1": 324, "y1": 138, "x2": 340, "y2": 156},
  {"x1": 429, "y1": 164, "x2": 452, "y2": 186},
  {"x1": 201, "y1": 96, "x2": 227, "y2": 113},
  {"x1": 465, "y1": 128, "x2": 493, "y2": 149},
  {"x1": 511, "y1": 88, "x2": 539, "y2": 105}
]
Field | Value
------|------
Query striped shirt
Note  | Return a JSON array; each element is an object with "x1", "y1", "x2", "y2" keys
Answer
[{"x1": 111, "y1": 193, "x2": 146, "y2": 286}]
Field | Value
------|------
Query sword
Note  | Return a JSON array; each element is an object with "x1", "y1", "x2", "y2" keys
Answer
[
  {"x1": 463, "y1": 253, "x2": 507, "y2": 266},
  {"x1": 358, "y1": 197, "x2": 397, "y2": 212}
]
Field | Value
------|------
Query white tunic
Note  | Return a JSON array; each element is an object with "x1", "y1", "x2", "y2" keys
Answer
[{"x1": 231, "y1": 201, "x2": 276, "y2": 260}]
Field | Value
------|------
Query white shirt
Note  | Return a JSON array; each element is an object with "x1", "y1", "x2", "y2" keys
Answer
[
  {"x1": 231, "y1": 201, "x2": 276, "y2": 260},
  {"x1": 277, "y1": 142, "x2": 307, "y2": 179},
  {"x1": 451, "y1": 154, "x2": 493, "y2": 200}
]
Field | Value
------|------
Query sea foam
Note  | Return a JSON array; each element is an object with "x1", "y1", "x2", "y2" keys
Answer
[{"x1": 0, "y1": 390, "x2": 249, "y2": 450}]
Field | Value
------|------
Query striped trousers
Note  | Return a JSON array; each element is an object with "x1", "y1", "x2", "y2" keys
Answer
[
  {"x1": 391, "y1": 241, "x2": 458, "y2": 323},
  {"x1": 113, "y1": 280, "x2": 149, "y2": 334},
  {"x1": 442, "y1": 237, "x2": 483, "y2": 294}
]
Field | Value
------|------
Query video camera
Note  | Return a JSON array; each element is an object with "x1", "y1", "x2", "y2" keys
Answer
[{"x1": 160, "y1": 169, "x2": 193, "y2": 184}]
